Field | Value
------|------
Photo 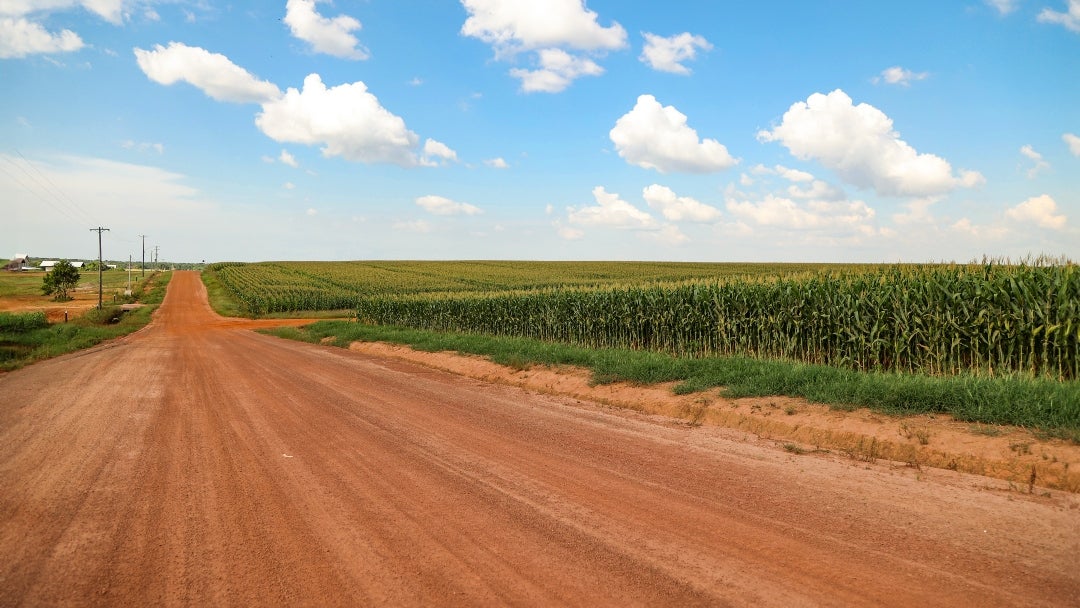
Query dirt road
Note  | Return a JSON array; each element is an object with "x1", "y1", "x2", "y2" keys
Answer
[{"x1": 1, "y1": 271, "x2": 1077, "y2": 606}]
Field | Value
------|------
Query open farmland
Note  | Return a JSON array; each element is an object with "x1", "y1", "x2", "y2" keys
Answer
[{"x1": 209, "y1": 259, "x2": 1079, "y2": 380}]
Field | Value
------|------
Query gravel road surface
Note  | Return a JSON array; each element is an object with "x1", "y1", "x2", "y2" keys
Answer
[{"x1": 1, "y1": 271, "x2": 1077, "y2": 606}]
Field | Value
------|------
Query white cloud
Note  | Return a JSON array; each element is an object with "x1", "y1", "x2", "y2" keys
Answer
[
  {"x1": 121, "y1": 140, "x2": 164, "y2": 155},
  {"x1": 279, "y1": 149, "x2": 299, "y2": 167},
  {"x1": 1005, "y1": 194, "x2": 1067, "y2": 229},
  {"x1": 1020, "y1": 145, "x2": 1049, "y2": 178},
  {"x1": 726, "y1": 194, "x2": 877, "y2": 234},
  {"x1": 509, "y1": 47, "x2": 603, "y2": 93},
  {"x1": 774, "y1": 165, "x2": 814, "y2": 183},
  {"x1": 758, "y1": 89, "x2": 984, "y2": 197},
  {"x1": 554, "y1": 221, "x2": 585, "y2": 240},
  {"x1": 1038, "y1": 0, "x2": 1080, "y2": 32},
  {"x1": 873, "y1": 66, "x2": 928, "y2": 87},
  {"x1": 0, "y1": 17, "x2": 83, "y2": 58},
  {"x1": 484, "y1": 157, "x2": 509, "y2": 169},
  {"x1": 306, "y1": 208, "x2": 317, "y2": 216},
  {"x1": 644, "y1": 224, "x2": 689, "y2": 245},
  {"x1": 134, "y1": 42, "x2": 282, "y2": 104},
  {"x1": 610, "y1": 95, "x2": 737, "y2": 174},
  {"x1": 0, "y1": 1, "x2": 126, "y2": 24},
  {"x1": 460, "y1": 0, "x2": 627, "y2": 55},
  {"x1": 283, "y1": 181, "x2": 295, "y2": 190},
  {"x1": 420, "y1": 139, "x2": 458, "y2": 166},
  {"x1": 284, "y1": 0, "x2": 368, "y2": 60},
  {"x1": 986, "y1": 0, "x2": 1018, "y2": 14},
  {"x1": 461, "y1": 0, "x2": 625, "y2": 92},
  {"x1": 787, "y1": 180, "x2": 846, "y2": 201},
  {"x1": 256, "y1": 74, "x2": 427, "y2": 167},
  {"x1": 642, "y1": 184, "x2": 722, "y2": 223},
  {"x1": 393, "y1": 219, "x2": 432, "y2": 233},
  {"x1": 639, "y1": 32, "x2": 711, "y2": 75},
  {"x1": 950, "y1": 218, "x2": 1008, "y2": 239},
  {"x1": 567, "y1": 186, "x2": 656, "y2": 229},
  {"x1": 415, "y1": 195, "x2": 482, "y2": 216},
  {"x1": 1064, "y1": 132, "x2": 1080, "y2": 156}
]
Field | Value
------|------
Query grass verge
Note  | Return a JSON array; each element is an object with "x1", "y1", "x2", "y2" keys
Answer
[
  {"x1": 0, "y1": 272, "x2": 172, "y2": 372},
  {"x1": 263, "y1": 321, "x2": 1080, "y2": 442},
  {"x1": 200, "y1": 267, "x2": 244, "y2": 318}
]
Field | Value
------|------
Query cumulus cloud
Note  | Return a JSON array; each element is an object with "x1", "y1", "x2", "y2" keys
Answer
[
  {"x1": 461, "y1": 0, "x2": 625, "y2": 92},
  {"x1": 1038, "y1": 0, "x2": 1080, "y2": 32},
  {"x1": 1020, "y1": 145, "x2": 1049, "y2": 178},
  {"x1": 610, "y1": 95, "x2": 737, "y2": 174},
  {"x1": 1, "y1": 0, "x2": 128, "y2": 24},
  {"x1": 986, "y1": 0, "x2": 1019, "y2": 14},
  {"x1": 484, "y1": 157, "x2": 509, "y2": 169},
  {"x1": 284, "y1": 0, "x2": 368, "y2": 60},
  {"x1": 136, "y1": 44, "x2": 449, "y2": 169},
  {"x1": 642, "y1": 184, "x2": 722, "y2": 222},
  {"x1": 1005, "y1": 194, "x2": 1067, "y2": 229},
  {"x1": 554, "y1": 221, "x2": 585, "y2": 240},
  {"x1": 873, "y1": 66, "x2": 928, "y2": 86},
  {"x1": 758, "y1": 89, "x2": 984, "y2": 197},
  {"x1": 567, "y1": 186, "x2": 656, "y2": 228},
  {"x1": 393, "y1": 219, "x2": 432, "y2": 233},
  {"x1": 121, "y1": 140, "x2": 164, "y2": 155},
  {"x1": 0, "y1": 16, "x2": 83, "y2": 58},
  {"x1": 279, "y1": 149, "x2": 299, "y2": 167},
  {"x1": 726, "y1": 194, "x2": 877, "y2": 234},
  {"x1": 509, "y1": 47, "x2": 603, "y2": 93},
  {"x1": 415, "y1": 195, "x2": 482, "y2": 216},
  {"x1": 639, "y1": 32, "x2": 711, "y2": 75},
  {"x1": 460, "y1": 0, "x2": 626, "y2": 55},
  {"x1": 256, "y1": 74, "x2": 426, "y2": 167},
  {"x1": 1064, "y1": 133, "x2": 1080, "y2": 156},
  {"x1": 421, "y1": 139, "x2": 458, "y2": 166},
  {"x1": 645, "y1": 223, "x2": 689, "y2": 245},
  {"x1": 134, "y1": 42, "x2": 282, "y2": 104}
]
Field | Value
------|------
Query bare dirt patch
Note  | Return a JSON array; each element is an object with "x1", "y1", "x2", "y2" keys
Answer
[{"x1": 349, "y1": 341, "x2": 1080, "y2": 493}]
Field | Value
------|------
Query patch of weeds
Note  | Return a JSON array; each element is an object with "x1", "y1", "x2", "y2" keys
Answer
[
  {"x1": 784, "y1": 405, "x2": 797, "y2": 415},
  {"x1": 899, "y1": 422, "x2": 931, "y2": 445},
  {"x1": 970, "y1": 424, "x2": 1004, "y2": 437},
  {"x1": 1010, "y1": 441, "x2": 1033, "y2": 455},
  {"x1": 677, "y1": 397, "x2": 710, "y2": 427},
  {"x1": 783, "y1": 443, "x2": 807, "y2": 455}
]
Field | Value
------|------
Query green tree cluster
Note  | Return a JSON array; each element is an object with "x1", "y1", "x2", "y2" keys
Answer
[{"x1": 42, "y1": 260, "x2": 80, "y2": 301}]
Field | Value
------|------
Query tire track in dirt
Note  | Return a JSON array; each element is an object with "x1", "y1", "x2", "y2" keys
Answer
[{"x1": 1, "y1": 271, "x2": 1077, "y2": 606}]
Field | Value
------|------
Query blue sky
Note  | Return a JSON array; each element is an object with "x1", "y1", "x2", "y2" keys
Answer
[{"x1": 1, "y1": 0, "x2": 1077, "y2": 263}]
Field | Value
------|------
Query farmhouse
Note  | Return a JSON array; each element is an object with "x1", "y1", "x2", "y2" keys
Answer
[
  {"x1": 4, "y1": 254, "x2": 31, "y2": 271},
  {"x1": 40, "y1": 260, "x2": 84, "y2": 271}
]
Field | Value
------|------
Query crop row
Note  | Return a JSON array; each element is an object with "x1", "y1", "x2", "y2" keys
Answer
[{"x1": 355, "y1": 263, "x2": 1080, "y2": 380}]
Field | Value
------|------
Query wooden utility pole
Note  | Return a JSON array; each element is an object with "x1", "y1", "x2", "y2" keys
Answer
[
  {"x1": 90, "y1": 227, "x2": 110, "y2": 309},
  {"x1": 138, "y1": 234, "x2": 147, "y2": 279}
]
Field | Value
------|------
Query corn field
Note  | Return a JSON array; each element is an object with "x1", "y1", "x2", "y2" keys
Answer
[
  {"x1": 355, "y1": 262, "x2": 1080, "y2": 380},
  {"x1": 208, "y1": 259, "x2": 1079, "y2": 379}
]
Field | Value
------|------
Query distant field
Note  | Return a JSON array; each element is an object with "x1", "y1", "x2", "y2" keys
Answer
[
  {"x1": 205, "y1": 260, "x2": 883, "y2": 314},
  {"x1": 206, "y1": 260, "x2": 1079, "y2": 380}
]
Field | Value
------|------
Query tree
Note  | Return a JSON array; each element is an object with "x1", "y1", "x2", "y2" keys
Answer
[{"x1": 42, "y1": 260, "x2": 80, "y2": 301}]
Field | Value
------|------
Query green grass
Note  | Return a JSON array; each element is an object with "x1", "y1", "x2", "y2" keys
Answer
[
  {"x1": 200, "y1": 266, "x2": 244, "y2": 317},
  {"x1": 262, "y1": 321, "x2": 1080, "y2": 441},
  {"x1": 0, "y1": 272, "x2": 172, "y2": 372}
]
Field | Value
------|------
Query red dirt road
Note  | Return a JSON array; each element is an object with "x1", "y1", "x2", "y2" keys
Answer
[{"x1": 1, "y1": 271, "x2": 1078, "y2": 606}]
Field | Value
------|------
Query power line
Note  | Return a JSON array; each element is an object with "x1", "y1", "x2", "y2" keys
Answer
[
  {"x1": 0, "y1": 157, "x2": 92, "y2": 228},
  {"x1": 6, "y1": 152, "x2": 96, "y2": 227}
]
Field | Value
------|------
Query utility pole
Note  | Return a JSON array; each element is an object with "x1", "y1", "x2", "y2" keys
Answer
[
  {"x1": 138, "y1": 234, "x2": 147, "y2": 279},
  {"x1": 127, "y1": 254, "x2": 132, "y2": 296},
  {"x1": 90, "y1": 227, "x2": 110, "y2": 309},
  {"x1": 153, "y1": 245, "x2": 159, "y2": 269}
]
